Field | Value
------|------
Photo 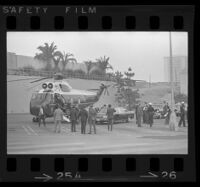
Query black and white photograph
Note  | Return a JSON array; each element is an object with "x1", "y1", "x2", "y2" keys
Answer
[{"x1": 7, "y1": 32, "x2": 188, "y2": 154}]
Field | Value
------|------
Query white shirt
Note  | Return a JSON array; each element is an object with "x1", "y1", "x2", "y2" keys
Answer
[{"x1": 39, "y1": 107, "x2": 44, "y2": 115}]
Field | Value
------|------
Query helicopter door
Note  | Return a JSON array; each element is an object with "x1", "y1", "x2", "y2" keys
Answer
[{"x1": 55, "y1": 93, "x2": 65, "y2": 108}]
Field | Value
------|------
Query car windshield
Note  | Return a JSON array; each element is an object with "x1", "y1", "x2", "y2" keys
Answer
[
  {"x1": 99, "y1": 108, "x2": 107, "y2": 114},
  {"x1": 116, "y1": 108, "x2": 127, "y2": 113}
]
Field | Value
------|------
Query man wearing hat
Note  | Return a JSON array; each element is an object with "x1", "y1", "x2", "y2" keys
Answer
[{"x1": 178, "y1": 102, "x2": 186, "y2": 127}]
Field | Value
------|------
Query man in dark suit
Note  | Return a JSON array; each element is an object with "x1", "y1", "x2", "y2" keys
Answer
[
  {"x1": 106, "y1": 104, "x2": 116, "y2": 131},
  {"x1": 70, "y1": 105, "x2": 78, "y2": 132},
  {"x1": 178, "y1": 102, "x2": 186, "y2": 127},
  {"x1": 147, "y1": 103, "x2": 155, "y2": 128},
  {"x1": 78, "y1": 107, "x2": 88, "y2": 134},
  {"x1": 88, "y1": 105, "x2": 97, "y2": 134}
]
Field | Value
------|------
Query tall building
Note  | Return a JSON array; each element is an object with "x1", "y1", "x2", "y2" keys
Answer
[
  {"x1": 180, "y1": 68, "x2": 188, "y2": 95},
  {"x1": 164, "y1": 56, "x2": 188, "y2": 95},
  {"x1": 164, "y1": 56, "x2": 187, "y2": 83}
]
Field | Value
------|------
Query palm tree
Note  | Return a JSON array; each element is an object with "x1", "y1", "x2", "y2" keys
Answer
[
  {"x1": 34, "y1": 42, "x2": 61, "y2": 71},
  {"x1": 115, "y1": 71, "x2": 123, "y2": 81},
  {"x1": 60, "y1": 52, "x2": 77, "y2": 72},
  {"x1": 84, "y1": 60, "x2": 95, "y2": 76},
  {"x1": 95, "y1": 56, "x2": 113, "y2": 74},
  {"x1": 53, "y1": 51, "x2": 62, "y2": 72}
]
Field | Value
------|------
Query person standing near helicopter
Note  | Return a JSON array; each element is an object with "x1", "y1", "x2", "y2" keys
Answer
[
  {"x1": 54, "y1": 105, "x2": 64, "y2": 133},
  {"x1": 38, "y1": 105, "x2": 46, "y2": 127},
  {"x1": 70, "y1": 105, "x2": 78, "y2": 132}
]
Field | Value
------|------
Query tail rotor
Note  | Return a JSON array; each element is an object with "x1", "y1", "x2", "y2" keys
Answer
[{"x1": 101, "y1": 83, "x2": 112, "y2": 96}]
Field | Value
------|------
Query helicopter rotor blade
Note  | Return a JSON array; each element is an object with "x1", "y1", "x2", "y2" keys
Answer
[
  {"x1": 30, "y1": 77, "x2": 50, "y2": 83},
  {"x1": 7, "y1": 77, "x2": 40, "y2": 83},
  {"x1": 26, "y1": 80, "x2": 47, "y2": 91},
  {"x1": 87, "y1": 89, "x2": 99, "y2": 91}
]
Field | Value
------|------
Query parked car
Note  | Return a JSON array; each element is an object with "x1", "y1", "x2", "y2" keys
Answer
[
  {"x1": 96, "y1": 107, "x2": 134, "y2": 124},
  {"x1": 153, "y1": 109, "x2": 163, "y2": 119}
]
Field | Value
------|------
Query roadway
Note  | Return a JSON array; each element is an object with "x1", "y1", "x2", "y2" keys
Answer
[{"x1": 7, "y1": 114, "x2": 188, "y2": 154}]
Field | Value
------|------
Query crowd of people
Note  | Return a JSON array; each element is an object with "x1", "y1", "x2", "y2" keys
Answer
[
  {"x1": 38, "y1": 104, "x2": 116, "y2": 134},
  {"x1": 135, "y1": 102, "x2": 155, "y2": 127},
  {"x1": 37, "y1": 100, "x2": 187, "y2": 134},
  {"x1": 135, "y1": 101, "x2": 187, "y2": 128}
]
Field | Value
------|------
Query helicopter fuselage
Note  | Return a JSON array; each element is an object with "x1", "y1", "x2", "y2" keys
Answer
[{"x1": 30, "y1": 81, "x2": 104, "y2": 118}]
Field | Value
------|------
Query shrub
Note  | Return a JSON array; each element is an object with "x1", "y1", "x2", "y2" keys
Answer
[
  {"x1": 90, "y1": 69, "x2": 104, "y2": 76},
  {"x1": 73, "y1": 69, "x2": 86, "y2": 77},
  {"x1": 63, "y1": 69, "x2": 74, "y2": 77}
]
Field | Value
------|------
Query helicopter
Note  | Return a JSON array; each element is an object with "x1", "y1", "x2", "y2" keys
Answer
[
  {"x1": 8, "y1": 72, "x2": 146, "y2": 122},
  {"x1": 8, "y1": 73, "x2": 112, "y2": 122}
]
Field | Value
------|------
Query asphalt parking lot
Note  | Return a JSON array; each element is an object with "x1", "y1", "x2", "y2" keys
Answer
[{"x1": 7, "y1": 114, "x2": 188, "y2": 154}]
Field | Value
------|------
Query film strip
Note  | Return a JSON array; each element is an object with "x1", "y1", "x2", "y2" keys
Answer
[{"x1": 0, "y1": 4, "x2": 197, "y2": 182}]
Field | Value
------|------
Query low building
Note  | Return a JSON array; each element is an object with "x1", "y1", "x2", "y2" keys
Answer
[{"x1": 7, "y1": 52, "x2": 87, "y2": 72}]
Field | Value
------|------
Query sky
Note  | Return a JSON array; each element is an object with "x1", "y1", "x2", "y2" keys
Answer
[{"x1": 7, "y1": 32, "x2": 188, "y2": 82}]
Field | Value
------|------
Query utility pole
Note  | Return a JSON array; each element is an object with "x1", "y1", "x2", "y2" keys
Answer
[
  {"x1": 149, "y1": 74, "x2": 151, "y2": 88},
  {"x1": 169, "y1": 32, "x2": 177, "y2": 131},
  {"x1": 169, "y1": 32, "x2": 175, "y2": 110}
]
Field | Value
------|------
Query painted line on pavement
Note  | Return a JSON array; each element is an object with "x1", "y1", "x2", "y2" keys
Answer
[
  {"x1": 27, "y1": 125, "x2": 38, "y2": 135},
  {"x1": 8, "y1": 142, "x2": 85, "y2": 150},
  {"x1": 22, "y1": 125, "x2": 32, "y2": 135}
]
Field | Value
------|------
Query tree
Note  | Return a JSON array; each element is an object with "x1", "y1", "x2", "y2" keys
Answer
[
  {"x1": 60, "y1": 52, "x2": 77, "y2": 72},
  {"x1": 84, "y1": 60, "x2": 95, "y2": 76},
  {"x1": 53, "y1": 51, "x2": 62, "y2": 72},
  {"x1": 114, "y1": 71, "x2": 124, "y2": 86},
  {"x1": 90, "y1": 69, "x2": 104, "y2": 77},
  {"x1": 124, "y1": 67, "x2": 135, "y2": 87},
  {"x1": 114, "y1": 68, "x2": 140, "y2": 109},
  {"x1": 123, "y1": 88, "x2": 140, "y2": 110},
  {"x1": 34, "y1": 42, "x2": 61, "y2": 71},
  {"x1": 96, "y1": 56, "x2": 113, "y2": 74}
]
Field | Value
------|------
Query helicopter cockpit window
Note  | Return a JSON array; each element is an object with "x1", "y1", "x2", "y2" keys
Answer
[{"x1": 59, "y1": 84, "x2": 70, "y2": 92}]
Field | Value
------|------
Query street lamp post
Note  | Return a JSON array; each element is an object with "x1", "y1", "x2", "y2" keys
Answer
[{"x1": 169, "y1": 32, "x2": 178, "y2": 131}]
